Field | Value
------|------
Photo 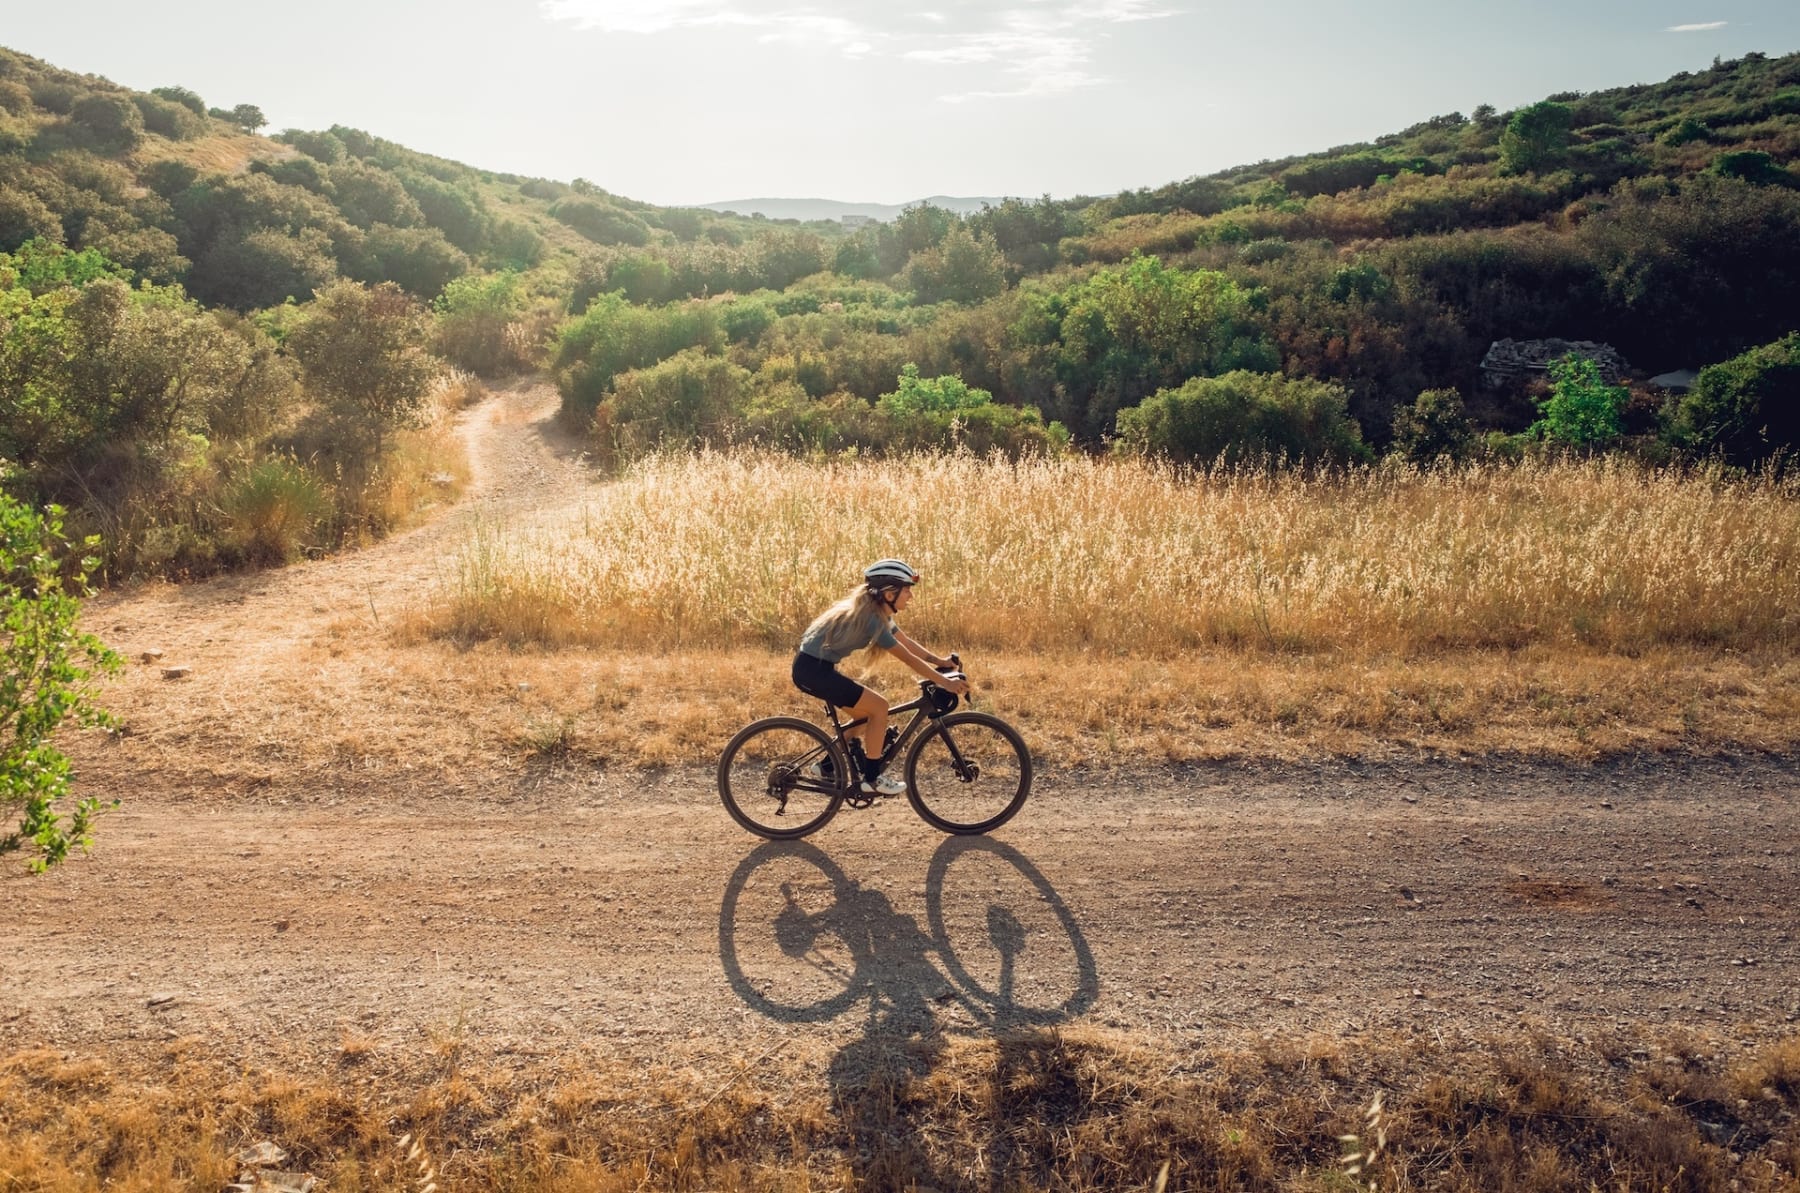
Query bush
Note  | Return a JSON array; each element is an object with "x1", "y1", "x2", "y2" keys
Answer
[
  {"x1": 1, "y1": 495, "x2": 120, "y2": 872},
  {"x1": 355, "y1": 223, "x2": 469, "y2": 298},
  {"x1": 592, "y1": 349, "x2": 750, "y2": 464},
  {"x1": 399, "y1": 171, "x2": 491, "y2": 254},
  {"x1": 901, "y1": 225, "x2": 1006, "y2": 305},
  {"x1": 1499, "y1": 101, "x2": 1574, "y2": 174},
  {"x1": 68, "y1": 93, "x2": 143, "y2": 153},
  {"x1": 1114, "y1": 371, "x2": 1370, "y2": 466},
  {"x1": 132, "y1": 93, "x2": 205, "y2": 140},
  {"x1": 150, "y1": 85, "x2": 206, "y2": 116},
  {"x1": 1668, "y1": 332, "x2": 1800, "y2": 466},
  {"x1": 1391, "y1": 388, "x2": 1474, "y2": 463},
  {"x1": 552, "y1": 197, "x2": 651, "y2": 246},
  {"x1": 1711, "y1": 150, "x2": 1797, "y2": 188},
  {"x1": 219, "y1": 456, "x2": 334, "y2": 565},
  {"x1": 434, "y1": 271, "x2": 534, "y2": 376},
  {"x1": 485, "y1": 219, "x2": 545, "y2": 270},
  {"x1": 287, "y1": 281, "x2": 440, "y2": 462},
  {"x1": 553, "y1": 294, "x2": 724, "y2": 420},
  {"x1": 190, "y1": 227, "x2": 337, "y2": 311},
  {"x1": 1531, "y1": 355, "x2": 1628, "y2": 449}
]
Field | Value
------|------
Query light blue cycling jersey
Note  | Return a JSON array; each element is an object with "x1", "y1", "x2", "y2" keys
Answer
[{"x1": 798, "y1": 605, "x2": 899, "y2": 663}]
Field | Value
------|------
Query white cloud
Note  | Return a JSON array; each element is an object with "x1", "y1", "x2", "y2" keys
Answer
[
  {"x1": 539, "y1": 0, "x2": 1180, "y2": 98},
  {"x1": 1665, "y1": 21, "x2": 1729, "y2": 31}
]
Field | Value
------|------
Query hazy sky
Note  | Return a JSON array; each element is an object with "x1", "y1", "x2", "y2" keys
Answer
[{"x1": 6, "y1": 1, "x2": 1798, "y2": 206}]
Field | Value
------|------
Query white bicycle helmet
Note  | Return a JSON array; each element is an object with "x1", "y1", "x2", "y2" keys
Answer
[{"x1": 863, "y1": 558, "x2": 919, "y2": 588}]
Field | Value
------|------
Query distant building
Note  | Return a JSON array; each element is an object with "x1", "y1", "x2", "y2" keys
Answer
[{"x1": 841, "y1": 214, "x2": 877, "y2": 229}]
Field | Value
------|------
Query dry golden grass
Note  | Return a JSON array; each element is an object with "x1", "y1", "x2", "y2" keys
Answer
[
  {"x1": 327, "y1": 450, "x2": 1800, "y2": 773},
  {"x1": 408, "y1": 451, "x2": 1800, "y2": 657},
  {"x1": 5, "y1": 1026, "x2": 1796, "y2": 1191}
]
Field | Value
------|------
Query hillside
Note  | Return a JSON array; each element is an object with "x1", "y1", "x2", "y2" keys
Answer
[{"x1": 4, "y1": 41, "x2": 1800, "y2": 585}]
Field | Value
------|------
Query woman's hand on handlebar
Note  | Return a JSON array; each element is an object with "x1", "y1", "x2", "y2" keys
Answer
[{"x1": 935, "y1": 652, "x2": 970, "y2": 696}]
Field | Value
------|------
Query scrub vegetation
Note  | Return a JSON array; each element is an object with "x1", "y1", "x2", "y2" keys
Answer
[{"x1": 4, "y1": 39, "x2": 1800, "y2": 1192}]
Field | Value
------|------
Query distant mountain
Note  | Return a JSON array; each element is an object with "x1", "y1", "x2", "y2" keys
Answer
[{"x1": 694, "y1": 195, "x2": 1011, "y2": 223}]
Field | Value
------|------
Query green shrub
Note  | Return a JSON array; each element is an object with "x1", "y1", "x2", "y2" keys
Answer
[
  {"x1": 150, "y1": 86, "x2": 206, "y2": 117},
  {"x1": 553, "y1": 293, "x2": 724, "y2": 420},
  {"x1": 0, "y1": 80, "x2": 33, "y2": 115},
  {"x1": 1531, "y1": 355, "x2": 1628, "y2": 449},
  {"x1": 1114, "y1": 371, "x2": 1370, "y2": 466},
  {"x1": 551, "y1": 197, "x2": 651, "y2": 246},
  {"x1": 901, "y1": 225, "x2": 1006, "y2": 305},
  {"x1": 132, "y1": 93, "x2": 205, "y2": 140},
  {"x1": 1499, "y1": 101, "x2": 1574, "y2": 174},
  {"x1": 69, "y1": 93, "x2": 143, "y2": 153},
  {"x1": 1668, "y1": 332, "x2": 1800, "y2": 466},
  {"x1": 592, "y1": 349, "x2": 750, "y2": 464},
  {"x1": 287, "y1": 280, "x2": 439, "y2": 462},
  {"x1": 434, "y1": 271, "x2": 532, "y2": 376},
  {"x1": 1391, "y1": 388, "x2": 1474, "y2": 464},
  {"x1": 355, "y1": 224, "x2": 470, "y2": 298},
  {"x1": 1710, "y1": 150, "x2": 1797, "y2": 188},
  {"x1": 485, "y1": 219, "x2": 544, "y2": 270},
  {"x1": 1661, "y1": 116, "x2": 1709, "y2": 146},
  {"x1": 0, "y1": 189, "x2": 64, "y2": 252},
  {"x1": 1, "y1": 495, "x2": 119, "y2": 872},
  {"x1": 220, "y1": 456, "x2": 334, "y2": 565}
]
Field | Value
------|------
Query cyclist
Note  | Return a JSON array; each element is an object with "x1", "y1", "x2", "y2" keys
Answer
[{"x1": 792, "y1": 558, "x2": 970, "y2": 797}]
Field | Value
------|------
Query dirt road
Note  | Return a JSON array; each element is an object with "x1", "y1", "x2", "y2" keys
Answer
[{"x1": 3, "y1": 383, "x2": 1797, "y2": 1072}]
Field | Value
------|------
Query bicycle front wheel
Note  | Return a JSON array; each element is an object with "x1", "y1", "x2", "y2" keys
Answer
[
  {"x1": 904, "y1": 712, "x2": 1032, "y2": 835},
  {"x1": 719, "y1": 717, "x2": 846, "y2": 840}
]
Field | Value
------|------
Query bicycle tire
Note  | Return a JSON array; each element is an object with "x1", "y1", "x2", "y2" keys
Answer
[
  {"x1": 904, "y1": 711, "x2": 1032, "y2": 835},
  {"x1": 718, "y1": 717, "x2": 846, "y2": 840}
]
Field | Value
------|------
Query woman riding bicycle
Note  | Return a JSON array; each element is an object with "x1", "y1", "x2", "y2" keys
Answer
[{"x1": 792, "y1": 559, "x2": 970, "y2": 797}]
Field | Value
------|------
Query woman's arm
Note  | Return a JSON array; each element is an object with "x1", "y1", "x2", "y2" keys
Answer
[
  {"x1": 887, "y1": 636, "x2": 968, "y2": 695},
  {"x1": 893, "y1": 627, "x2": 949, "y2": 669}
]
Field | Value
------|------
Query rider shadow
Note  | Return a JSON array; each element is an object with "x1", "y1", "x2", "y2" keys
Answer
[{"x1": 717, "y1": 836, "x2": 1099, "y2": 1187}]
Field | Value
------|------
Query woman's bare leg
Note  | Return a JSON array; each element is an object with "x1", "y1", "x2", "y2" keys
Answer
[{"x1": 845, "y1": 689, "x2": 889, "y2": 774}]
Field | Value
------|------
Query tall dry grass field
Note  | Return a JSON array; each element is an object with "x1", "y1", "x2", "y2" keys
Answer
[{"x1": 414, "y1": 451, "x2": 1800, "y2": 658}]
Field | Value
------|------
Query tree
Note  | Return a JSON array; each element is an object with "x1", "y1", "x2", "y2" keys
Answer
[
  {"x1": 287, "y1": 281, "x2": 439, "y2": 461},
  {"x1": 1531, "y1": 355, "x2": 1627, "y2": 449},
  {"x1": 901, "y1": 225, "x2": 1006, "y2": 305},
  {"x1": 1498, "y1": 101, "x2": 1573, "y2": 174},
  {"x1": 228, "y1": 103, "x2": 268, "y2": 132},
  {"x1": 1, "y1": 495, "x2": 119, "y2": 872}
]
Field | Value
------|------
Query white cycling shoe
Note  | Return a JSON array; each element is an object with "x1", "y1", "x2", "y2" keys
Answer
[{"x1": 859, "y1": 772, "x2": 907, "y2": 798}]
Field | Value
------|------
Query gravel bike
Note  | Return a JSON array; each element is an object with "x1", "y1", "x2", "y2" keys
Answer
[{"x1": 718, "y1": 656, "x2": 1031, "y2": 840}]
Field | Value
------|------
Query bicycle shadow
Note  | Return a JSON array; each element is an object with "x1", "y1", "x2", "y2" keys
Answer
[{"x1": 717, "y1": 836, "x2": 1100, "y2": 1186}]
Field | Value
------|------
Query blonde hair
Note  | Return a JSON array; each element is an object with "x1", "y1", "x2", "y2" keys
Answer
[{"x1": 803, "y1": 583, "x2": 894, "y2": 658}]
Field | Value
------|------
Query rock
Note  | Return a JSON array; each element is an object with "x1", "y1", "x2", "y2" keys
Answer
[
  {"x1": 235, "y1": 1142, "x2": 289, "y2": 1167},
  {"x1": 161, "y1": 666, "x2": 192, "y2": 680},
  {"x1": 147, "y1": 993, "x2": 175, "y2": 1008},
  {"x1": 249, "y1": 1174, "x2": 316, "y2": 1193},
  {"x1": 1479, "y1": 338, "x2": 1629, "y2": 389},
  {"x1": 140, "y1": 649, "x2": 164, "y2": 663}
]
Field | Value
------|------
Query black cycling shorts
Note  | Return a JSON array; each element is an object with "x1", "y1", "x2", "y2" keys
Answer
[{"x1": 792, "y1": 651, "x2": 865, "y2": 709}]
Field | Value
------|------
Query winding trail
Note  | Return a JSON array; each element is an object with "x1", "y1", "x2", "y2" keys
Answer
[{"x1": 2, "y1": 383, "x2": 1797, "y2": 1079}]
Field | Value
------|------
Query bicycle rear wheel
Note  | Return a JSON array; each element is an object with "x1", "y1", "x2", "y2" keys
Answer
[
  {"x1": 904, "y1": 712, "x2": 1031, "y2": 835},
  {"x1": 718, "y1": 717, "x2": 846, "y2": 840}
]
